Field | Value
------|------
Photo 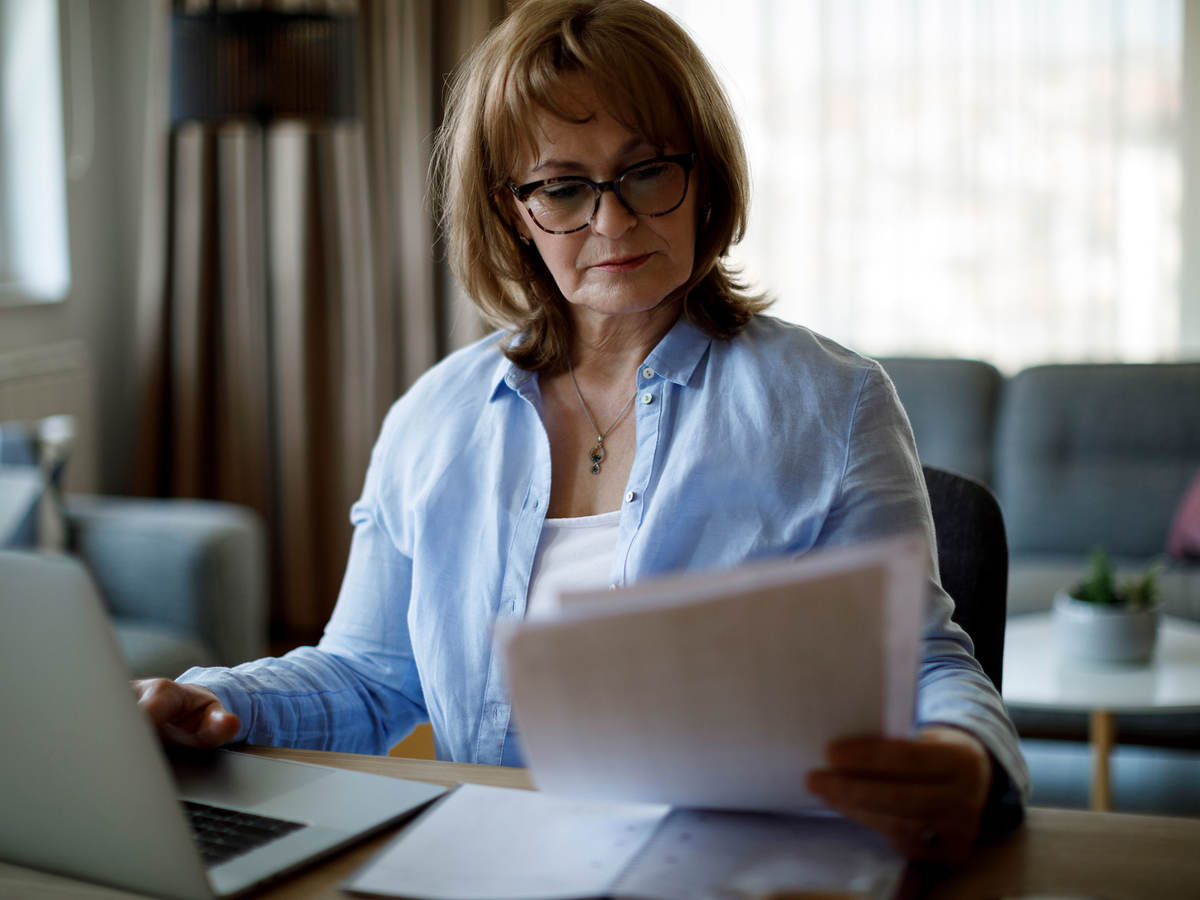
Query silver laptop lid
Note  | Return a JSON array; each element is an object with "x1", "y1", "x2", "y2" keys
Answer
[{"x1": 0, "y1": 550, "x2": 213, "y2": 900}]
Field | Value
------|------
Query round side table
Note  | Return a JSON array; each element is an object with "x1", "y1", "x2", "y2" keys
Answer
[{"x1": 1002, "y1": 613, "x2": 1200, "y2": 810}]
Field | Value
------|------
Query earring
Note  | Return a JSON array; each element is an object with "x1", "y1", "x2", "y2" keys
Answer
[{"x1": 518, "y1": 233, "x2": 531, "y2": 246}]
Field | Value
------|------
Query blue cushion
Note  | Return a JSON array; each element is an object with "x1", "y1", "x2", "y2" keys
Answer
[
  {"x1": 0, "y1": 467, "x2": 44, "y2": 547},
  {"x1": 0, "y1": 416, "x2": 73, "y2": 550},
  {"x1": 110, "y1": 619, "x2": 216, "y2": 680},
  {"x1": 877, "y1": 358, "x2": 1003, "y2": 485},
  {"x1": 997, "y1": 364, "x2": 1200, "y2": 557}
]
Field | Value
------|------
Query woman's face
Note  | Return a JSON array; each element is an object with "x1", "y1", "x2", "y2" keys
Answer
[{"x1": 509, "y1": 79, "x2": 698, "y2": 326}]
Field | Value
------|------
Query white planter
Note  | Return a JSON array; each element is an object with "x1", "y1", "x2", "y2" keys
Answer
[{"x1": 1052, "y1": 591, "x2": 1161, "y2": 665}]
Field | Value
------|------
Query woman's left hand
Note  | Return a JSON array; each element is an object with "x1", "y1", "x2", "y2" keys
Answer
[{"x1": 806, "y1": 725, "x2": 993, "y2": 863}]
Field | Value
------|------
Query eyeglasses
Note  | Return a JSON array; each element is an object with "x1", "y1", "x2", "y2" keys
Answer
[{"x1": 508, "y1": 152, "x2": 695, "y2": 235}]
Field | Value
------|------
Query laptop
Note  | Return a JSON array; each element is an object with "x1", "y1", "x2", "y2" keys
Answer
[{"x1": 0, "y1": 550, "x2": 446, "y2": 899}]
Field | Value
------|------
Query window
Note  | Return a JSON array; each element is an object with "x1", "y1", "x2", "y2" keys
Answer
[
  {"x1": 655, "y1": 0, "x2": 1186, "y2": 370},
  {"x1": 0, "y1": 0, "x2": 70, "y2": 304}
]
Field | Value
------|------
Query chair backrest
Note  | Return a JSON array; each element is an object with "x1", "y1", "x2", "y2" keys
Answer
[{"x1": 923, "y1": 465, "x2": 1008, "y2": 691}]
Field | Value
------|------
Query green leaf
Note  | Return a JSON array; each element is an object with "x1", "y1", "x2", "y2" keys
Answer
[{"x1": 1070, "y1": 546, "x2": 1159, "y2": 608}]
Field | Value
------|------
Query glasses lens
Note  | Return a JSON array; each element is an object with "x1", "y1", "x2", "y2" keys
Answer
[
  {"x1": 526, "y1": 181, "x2": 596, "y2": 233},
  {"x1": 619, "y1": 159, "x2": 688, "y2": 216},
  {"x1": 521, "y1": 158, "x2": 690, "y2": 232}
]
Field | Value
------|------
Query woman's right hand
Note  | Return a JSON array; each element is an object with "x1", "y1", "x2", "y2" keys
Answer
[{"x1": 133, "y1": 678, "x2": 241, "y2": 748}]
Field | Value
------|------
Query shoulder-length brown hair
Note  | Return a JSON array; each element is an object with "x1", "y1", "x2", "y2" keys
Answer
[{"x1": 432, "y1": 0, "x2": 768, "y2": 372}]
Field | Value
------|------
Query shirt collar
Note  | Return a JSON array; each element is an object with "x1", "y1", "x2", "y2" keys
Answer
[
  {"x1": 489, "y1": 333, "x2": 534, "y2": 401},
  {"x1": 642, "y1": 314, "x2": 712, "y2": 388},
  {"x1": 488, "y1": 313, "x2": 714, "y2": 401}
]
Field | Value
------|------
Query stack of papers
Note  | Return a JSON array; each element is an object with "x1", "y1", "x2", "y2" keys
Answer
[
  {"x1": 346, "y1": 534, "x2": 927, "y2": 900},
  {"x1": 346, "y1": 784, "x2": 902, "y2": 900}
]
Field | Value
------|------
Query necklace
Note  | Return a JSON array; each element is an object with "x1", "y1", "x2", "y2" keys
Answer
[{"x1": 567, "y1": 363, "x2": 636, "y2": 474}]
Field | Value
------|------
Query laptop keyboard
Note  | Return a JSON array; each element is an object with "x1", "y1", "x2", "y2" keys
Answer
[{"x1": 183, "y1": 800, "x2": 306, "y2": 866}]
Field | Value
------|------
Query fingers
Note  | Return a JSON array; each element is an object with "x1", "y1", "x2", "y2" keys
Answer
[
  {"x1": 824, "y1": 730, "x2": 985, "y2": 779},
  {"x1": 132, "y1": 678, "x2": 240, "y2": 749},
  {"x1": 807, "y1": 770, "x2": 980, "y2": 862},
  {"x1": 807, "y1": 728, "x2": 993, "y2": 864},
  {"x1": 807, "y1": 769, "x2": 967, "y2": 818}
]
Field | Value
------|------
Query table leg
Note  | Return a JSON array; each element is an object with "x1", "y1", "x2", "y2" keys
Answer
[{"x1": 1089, "y1": 709, "x2": 1115, "y2": 811}]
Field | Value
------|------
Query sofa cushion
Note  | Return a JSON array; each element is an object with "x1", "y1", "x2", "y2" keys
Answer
[
  {"x1": 877, "y1": 358, "x2": 1003, "y2": 485},
  {"x1": 111, "y1": 619, "x2": 215, "y2": 680},
  {"x1": 0, "y1": 467, "x2": 43, "y2": 547},
  {"x1": 67, "y1": 496, "x2": 268, "y2": 667},
  {"x1": 996, "y1": 364, "x2": 1200, "y2": 558},
  {"x1": 1021, "y1": 738, "x2": 1200, "y2": 814},
  {"x1": 0, "y1": 416, "x2": 73, "y2": 550}
]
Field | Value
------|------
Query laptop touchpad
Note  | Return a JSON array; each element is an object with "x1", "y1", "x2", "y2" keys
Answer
[{"x1": 171, "y1": 748, "x2": 333, "y2": 811}]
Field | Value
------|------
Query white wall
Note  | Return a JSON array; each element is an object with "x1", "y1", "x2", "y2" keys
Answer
[
  {"x1": 0, "y1": 0, "x2": 149, "y2": 493},
  {"x1": 1183, "y1": 0, "x2": 1200, "y2": 357}
]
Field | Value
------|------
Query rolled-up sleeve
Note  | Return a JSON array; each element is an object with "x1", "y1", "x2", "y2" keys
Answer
[{"x1": 179, "y1": 408, "x2": 428, "y2": 755}]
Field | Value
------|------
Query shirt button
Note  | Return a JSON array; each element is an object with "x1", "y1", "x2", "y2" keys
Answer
[
  {"x1": 641, "y1": 392, "x2": 654, "y2": 405},
  {"x1": 624, "y1": 490, "x2": 636, "y2": 503},
  {"x1": 642, "y1": 367, "x2": 655, "y2": 379}
]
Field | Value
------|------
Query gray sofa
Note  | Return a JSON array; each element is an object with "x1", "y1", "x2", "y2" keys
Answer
[
  {"x1": 881, "y1": 358, "x2": 1200, "y2": 813},
  {"x1": 881, "y1": 359, "x2": 1200, "y2": 620},
  {"x1": 1, "y1": 496, "x2": 267, "y2": 679}
]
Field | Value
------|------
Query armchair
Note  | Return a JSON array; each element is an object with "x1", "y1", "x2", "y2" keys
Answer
[{"x1": 2, "y1": 496, "x2": 268, "y2": 679}]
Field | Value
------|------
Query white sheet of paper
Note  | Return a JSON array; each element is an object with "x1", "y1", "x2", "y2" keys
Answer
[
  {"x1": 500, "y1": 534, "x2": 927, "y2": 813},
  {"x1": 344, "y1": 784, "x2": 670, "y2": 900}
]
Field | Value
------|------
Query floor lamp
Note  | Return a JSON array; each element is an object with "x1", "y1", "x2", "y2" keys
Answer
[{"x1": 169, "y1": 10, "x2": 359, "y2": 620}]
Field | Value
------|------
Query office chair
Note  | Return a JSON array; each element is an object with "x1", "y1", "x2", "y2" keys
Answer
[{"x1": 922, "y1": 465, "x2": 1008, "y2": 691}]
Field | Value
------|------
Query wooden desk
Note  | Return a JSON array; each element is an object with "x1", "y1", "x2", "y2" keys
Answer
[
  {"x1": 5, "y1": 746, "x2": 1200, "y2": 899},
  {"x1": 235, "y1": 748, "x2": 1200, "y2": 900},
  {"x1": 247, "y1": 748, "x2": 536, "y2": 900}
]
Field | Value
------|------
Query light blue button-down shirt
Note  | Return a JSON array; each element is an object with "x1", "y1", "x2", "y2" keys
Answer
[{"x1": 181, "y1": 314, "x2": 1028, "y2": 797}]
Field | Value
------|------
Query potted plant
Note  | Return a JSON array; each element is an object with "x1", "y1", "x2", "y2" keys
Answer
[{"x1": 1053, "y1": 547, "x2": 1162, "y2": 664}]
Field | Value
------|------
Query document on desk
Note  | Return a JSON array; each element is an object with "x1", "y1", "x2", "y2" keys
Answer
[
  {"x1": 345, "y1": 783, "x2": 903, "y2": 900},
  {"x1": 345, "y1": 534, "x2": 924, "y2": 900}
]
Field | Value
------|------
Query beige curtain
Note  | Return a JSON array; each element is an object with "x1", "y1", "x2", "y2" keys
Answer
[{"x1": 135, "y1": 0, "x2": 497, "y2": 640}]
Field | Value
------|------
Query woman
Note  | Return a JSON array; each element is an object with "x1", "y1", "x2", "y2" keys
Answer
[{"x1": 137, "y1": 0, "x2": 1028, "y2": 863}]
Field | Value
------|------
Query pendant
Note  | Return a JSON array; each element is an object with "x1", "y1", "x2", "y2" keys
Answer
[{"x1": 589, "y1": 439, "x2": 605, "y2": 474}]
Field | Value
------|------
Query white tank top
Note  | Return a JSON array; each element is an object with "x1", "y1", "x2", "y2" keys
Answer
[{"x1": 524, "y1": 510, "x2": 621, "y2": 619}]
